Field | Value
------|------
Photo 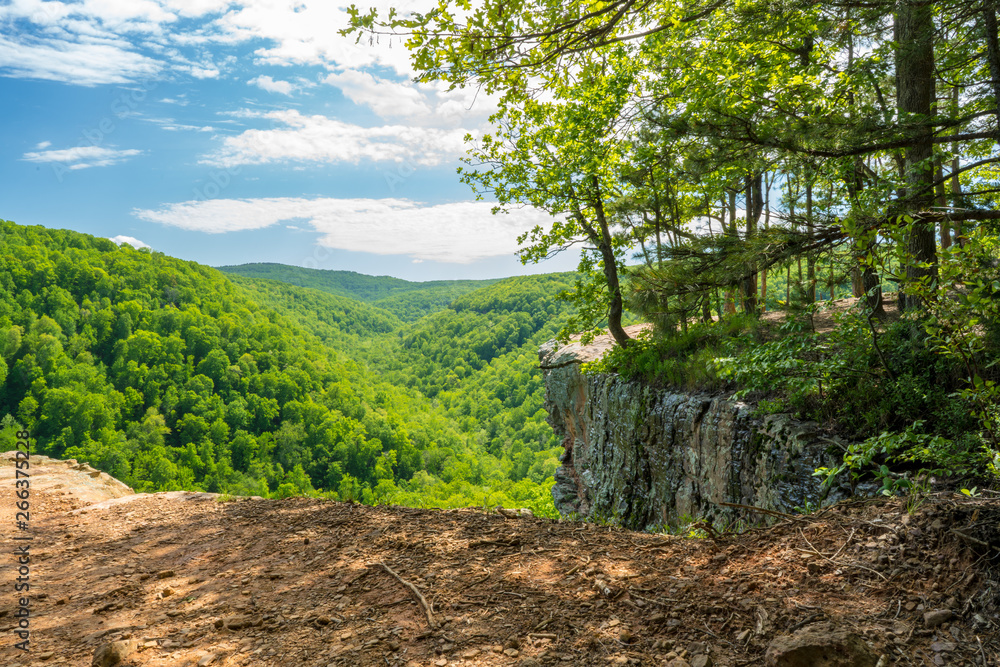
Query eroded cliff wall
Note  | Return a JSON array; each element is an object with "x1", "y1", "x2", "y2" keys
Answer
[{"x1": 540, "y1": 336, "x2": 849, "y2": 530}]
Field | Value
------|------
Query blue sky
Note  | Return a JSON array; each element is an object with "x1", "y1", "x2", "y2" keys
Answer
[{"x1": 0, "y1": 0, "x2": 576, "y2": 280}]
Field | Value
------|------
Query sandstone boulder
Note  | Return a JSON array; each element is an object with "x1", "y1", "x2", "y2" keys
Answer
[
  {"x1": 92, "y1": 639, "x2": 139, "y2": 667},
  {"x1": 765, "y1": 622, "x2": 878, "y2": 667}
]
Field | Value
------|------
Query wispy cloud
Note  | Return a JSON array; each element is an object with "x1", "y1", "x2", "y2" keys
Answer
[
  {"x1": 248, "y1": 75, "x2": 296, "y2": 95},
  {"x1": 0, "y1": 1, "x2": 492, "y2": 137},
  {"x1": 134, "y1": 197, "x2": 558, "y2": 263},
  {"x1": 325, "y1": 70, "x2": 430, "y2": 120},
  {"x1": 0, "y1": 35, "x2": 161, "y2": 86},
  {"x1": 215, "y1": 1, "x2": 419, "y2": 75},
  {"x1": 0, "y1": 0, "x2": 225, "y2": 86},
  {"x1": 22, "y1": 145, "x2": 143, "y2": 170},
  {"x1": 187, "y1": 65, "x2": 220, "y2": 79},
  {"x1": 200, "y1": 109, "x2": 469, "y2": 167},
  {"x1": 323, "y1": 69, "x2": 497, "y2": 127},
  {"x1": 141, "y1": 117, "x2": 215, "y2": 132}
]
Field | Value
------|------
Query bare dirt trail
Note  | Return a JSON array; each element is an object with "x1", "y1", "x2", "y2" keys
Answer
[{"x1": 1, "y1": 454, "x2": 998, "y2": 667}]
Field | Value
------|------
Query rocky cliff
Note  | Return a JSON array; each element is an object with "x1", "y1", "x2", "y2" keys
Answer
[{"x1": 540, "y1": 331, "x2": 851, "y2": 529}]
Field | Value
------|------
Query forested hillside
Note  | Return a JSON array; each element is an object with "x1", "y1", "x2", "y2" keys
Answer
[
  {"x1": 228, "y1": 270, "x2": 575, "y2": 491},
  {"x1": 219, "y1": 263, "x2": 501, "y2": 322},
  {"x1": 0, "y1": 221, "x2": 568, "y2": 514}
]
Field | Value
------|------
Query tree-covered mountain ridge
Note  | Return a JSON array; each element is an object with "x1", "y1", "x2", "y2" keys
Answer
[
  {"x1": 217, "y1": 262, "x2": 505, "y2": 322},
  {"x1": 0, "y1": 220, "x2": 574, "y2": 515}
]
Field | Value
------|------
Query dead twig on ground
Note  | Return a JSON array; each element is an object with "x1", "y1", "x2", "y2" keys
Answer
[
  {"x1": 692, "y1": 520, "x2": 723, "y2": 540},
  {"x1": 831, "y1": 527, "x2": 856, "y2": 560},
  {"x1": 788, "y1": 612, "x2": 827, "y2": 632},
  {"x1": 952, "y1": 529, "x2": 998, "y2": 551},
  {"x1": 798, "y1": 528, "x2": 888, "y2": 581},
  {"x1": 718, "y1": 502, "x2": 802, "y2": 522},
  {"x1": 368, "y1": 562, "x2": 436, "y2": 629},
  {"x1": 628, "y1": 590, "x2": 681, "y2": 607},
  {"x1": 459, "y1": 571, "x2": 493, "y2": 591}
]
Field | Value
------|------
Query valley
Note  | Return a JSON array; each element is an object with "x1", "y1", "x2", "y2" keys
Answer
[{"x1": 0, "y1": 220, "x2": 570, "y2": 516}]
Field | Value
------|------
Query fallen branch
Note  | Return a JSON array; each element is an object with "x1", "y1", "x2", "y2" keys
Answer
[
  {"x1": 368, "y1": 562, "x2": 436, "y2": 628},
  {"x1": 717, "y1": 501, "x2": 800, "y2": 521},
  {"x1": 831, "y1": 527, "x2": 857, "y2": 561},
  {"x1": 692, "y1": 520, "x2": 723, "y2": 539},
  {"x1": 495, "y1": 590, "x2": 526, "y2": 598},
  {"x1": 628, "y1": 590, "x2": 681, "y2": 607},
  {"x1": 788, "y1": 612, "x2": 827, "y2": 633},
  {"x1": 952, "y1": 529, "x2": 999, "y2": 551},
  {"x1": 798, "y1": 528, "x2": 888, "y2": 581},
  {"x1": 459, "y1": 571, "x2": 493, "y2": 591}
]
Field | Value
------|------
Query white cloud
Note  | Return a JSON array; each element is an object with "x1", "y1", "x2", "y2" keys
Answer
[
  {"x1": 142, "y1": 116, "x2": 215, "y2": 132},
  {"x1": 134, "y1": 197, "x2": 560, "y2": 263},
  {"x1": 0, "y1": 0, "x2": 492, "y2": 136},
  {"x1": 109, "y1": 235, "x2": 151, "y2": 249},
  {"x1": 248, "y1": 74, "x2": 295, "y2": 95},
  {"x1": 35, "y1": 140, "x2": 52, "y2": 149},
  {"x1": 214, "y1": 1, "x2": 423, "y2": 76},
  {"x1": 187, "y1": 65, "x2": 220, "y2": 78},
  {"x1": 163, "y1": 0, "x2": 234, "y2": 18},
  {"x1": 200, "y1": 109, "x2": 469, "y2": 167},
  {"x1": 325, "y1": 70, "x2": 430, "y2": 119},
  {"x1": 0, "y1": 0, "x2": 229, "y2": 86},
  {"x1": 0, "y1": 34, "x2": 161, "y2": 86},
  {"x1": 22, "y1": 145, "x2": 143, "y2": 169},
  {"x1": 322, "y1": 69, "x2": 498, "y2": 127}
]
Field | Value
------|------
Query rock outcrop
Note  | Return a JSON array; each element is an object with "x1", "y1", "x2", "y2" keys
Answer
[
  {"x1": 764, "y1": 622, "x2": 879, "y2": 667},
  {"x1": 0, "y1": 451, "x2": 134, "y2": 506},
  {"x1": 540, "y1": 332, "x2": 852, "y2": 529}
]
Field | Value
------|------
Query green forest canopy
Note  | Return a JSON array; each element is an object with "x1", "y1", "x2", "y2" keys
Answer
[
  {"x1": 0, "y1": 221, "x2": 573, "y2": 515},
  {"x1": 218, "y1": 263, "x2": 502, "y2": 322}
]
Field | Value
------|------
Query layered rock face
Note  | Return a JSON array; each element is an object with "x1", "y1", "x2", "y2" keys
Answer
[{"x1": 540, "y1": 334, "x2": 850, "y2": 530}]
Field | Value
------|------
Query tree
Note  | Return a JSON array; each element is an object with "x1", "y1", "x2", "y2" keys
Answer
[
  {"x1": 460, "y1": 48, "x2": 641, "y2": 345},
  {"x1": 348, "y1": 0, "x2": 1000, "y2": 322}
]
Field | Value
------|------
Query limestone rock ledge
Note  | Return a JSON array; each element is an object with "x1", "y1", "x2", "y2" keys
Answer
[{"x1": 540, "y1": 336, "x2": 851, "y2": 529}]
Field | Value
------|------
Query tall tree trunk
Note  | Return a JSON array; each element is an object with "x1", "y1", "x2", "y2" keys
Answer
[
  {"x1": 983, "y1": 0, "x2": 1000, "y2": 137},
  {"x1": 588, "y1": 176, "x2": 631, "y2": 348},
  {"x1": 937, "y1": 157, "x2": 951, "y2": 249},
  {"x1": 725, "y1": 189, "x2": 737, "y2": 314},
  {"x1": 896, "y1": 0, "x2": 938, "y2": 312},
  {"x1": 741, "y1": 172, "x2": 762, "y2": 313},
  {"x1": 761, "y1": 171, "x2": 770, "y2": 311},
  {"x1": 652, "y1": 185, "x2": 664, "y2": 267},
  {"x1": 805, "y1": 173, "x2": 816, "y2": 304},
  {"x1": 786, "y1": 265, "x2": 791, "y2": 306},
  {"x1": 951, "y1": 85, "x2": 964, "y2": 245}
]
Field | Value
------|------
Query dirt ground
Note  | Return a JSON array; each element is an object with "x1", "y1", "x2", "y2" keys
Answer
[
  {"x1": 759, "y1": 294, "x2": 902, "y2": 336},
  {"x1": 2, "y1": 454, "x2": 999, "y2": 667}
]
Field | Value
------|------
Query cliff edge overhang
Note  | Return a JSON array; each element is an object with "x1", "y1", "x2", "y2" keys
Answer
[{"x1": 539, "y1": 330, "x2": 851, "y2": 529}]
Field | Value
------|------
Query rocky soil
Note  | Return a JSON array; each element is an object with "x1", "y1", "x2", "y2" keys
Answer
[{"x1": 2, "y1": 454, "x2": 999, "y2": 667}]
